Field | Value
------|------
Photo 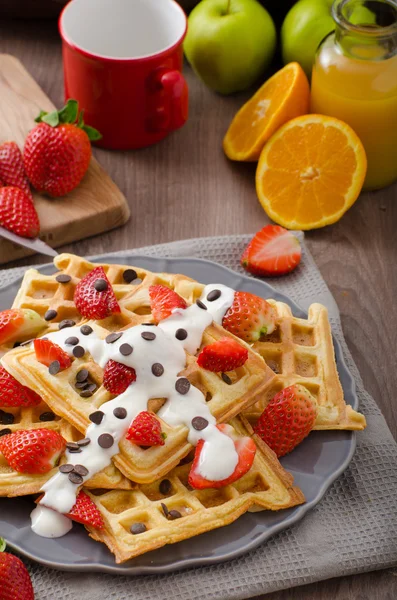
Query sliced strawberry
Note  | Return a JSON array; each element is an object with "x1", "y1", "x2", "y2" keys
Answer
[
  {"x1": 126, "y1": 411, "x2": 165, "y2": 446},
  {"x1": 222, "y1": 291, "x2": 276, "y2": 343},
  {"x1": 0, "y1": 308, "x2": 45, "y2": 345},
  {"x1": 197, "y1": 338, "x2": 248, "y2": 372},
  {"x1": 0, "y1": 428, "x2": 66, "y2": 474},
  {"x1": 0, "y1": 365, "x2": 42, "y2": 408},
  {"x1": 66, "y1": 491, "x2": 104, "y2": 530},
  {"x1": 0, "y1": 186, "x2": 40, "y2": 238},
  {"x1": 149, "y1": 284, "x2": 187, "y2": 322},
  {"x1": 103, "y1": 359, "x2": 136, "y2": 394},
  {"x1": 254, "y1": 384, "x2": 317, "y2": 457},
  {"x1": 241, "y1": 225, "x2": 301, "y2": 277},
  {"x1": 33, "y1": 338, "x2": 72, "y2": 370},
  {"x1": 74, "y1": 266, "x2": 120, "y2": 320},
  {"x1": 0, "y1": 141, "x2": 32, "y2": 199},
  {"x1": 188, "y1": 423, "x2": 256, "y2": 489}
]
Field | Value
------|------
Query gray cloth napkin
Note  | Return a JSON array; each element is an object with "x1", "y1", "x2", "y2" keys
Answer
[{"x1": 2, "y1": 234, "x2": 396, "y2": 599}]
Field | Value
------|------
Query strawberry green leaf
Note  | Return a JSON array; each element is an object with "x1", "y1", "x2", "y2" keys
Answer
[
  {"x1": 81, "y1": 124, "x2": 102, "y2": 141},
  {"x1": 58, "y1": 99, "x2": 79, "y2": 124},
  {"x1": 41, "y1": 111, "x2": 60, "y2": 127},
  {"x1": 77, "y1": 108, "x2": 85, "y2": 128},
  {"x1": 0, "y1": 537, "x2": 6, "y2": 552},
  {"x1": 35, "y1": 110, "x2": 48, "y2": 123}
]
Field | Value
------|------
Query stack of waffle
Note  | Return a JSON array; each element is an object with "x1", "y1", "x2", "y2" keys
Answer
[{"x1": 0, "y1": 253, "x2": 365, "y2": 563}]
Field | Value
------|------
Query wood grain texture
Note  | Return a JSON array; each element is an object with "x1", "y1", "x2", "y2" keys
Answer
[
  {"x1": 0, "y1": 19, "x2": 396, "y2": 600},
  {"x1": 0, "y1": 54, "x2": 130, "y2": 264}
]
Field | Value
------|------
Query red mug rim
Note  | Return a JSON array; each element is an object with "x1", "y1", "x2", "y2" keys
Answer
[{"x1": 59, "y1": 0, "x2": 188, "y2": 63}]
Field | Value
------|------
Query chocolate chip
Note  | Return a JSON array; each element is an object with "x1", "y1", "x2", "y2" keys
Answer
[
  {"x1": 68, "y1": 447, "x2": 82, "y2": 454},
  {"x1": 76, "y1": 369, "x2": 89, "y2": 383},
  {"x1": 89, "y1": 411, "x2": 104, "y2": 425},
  {"x1": 49, "y1": 360, "x2": 60, "y2": 375},
  {"x1": 161, "y1": 502, "x2": 169, "y2": 517},
  {"x1": 191, "y1": 416, "x2": 208, "y2": 431},
  {"x1": 39, "y1": 411, "x2": 55, "y2": 422},
  {"x1": 80, "y1": 325, "x2": 93, "y2": 336},
  {"x1": 80, "y1": 390, "x2": 93, "y2": 398},
  {"x1": 221, "y1": 373, "x2": 232, "y2": 385},
  {"x1": 98, "y1": 433, "x2": 114, "y2": 448},
  {"x1": 175, "y1": 378, "x2": 190, "y2": 395},
  {"x1": 113, "y1": 407, "x2": 127, "y2": 419},
  {"x1": 207, "y1": 289, "x2": 221, "y2": 302},
  {"x1": 68, "y1": 472, "x2": 83, "y2": 484},
  {"x1": 59, "y1": 319, "x2": 76, "y2": 330},
  {"x1": 85, "y1": 383, "x2": 97, "y2": 393},
  {"x1": 106, "y1": 332, "x2": 122, "y2": 344},
  {"x1": 159, "y1": 479, "x2": 172, "y2": 495},
  {"x1": 75, "y1": 381, "x2": 88, "y2": 389},
  {"x1": 74, "y1": 464, "x2": 89, "y2": 477},
  {"x1": 44, "y1": 309, "x2": 57, "y2": 321},
  {"x1": 0, "y1": 428, "x2": 11, "y2": 437},
  {"x1": 0, "y1": 410, "x2": 14, "y2": 425},
  {"x1": 72, "y1": 345, "x2": 85, "y2": 358},
  {"x1": 13, "y1": 341, "x2": 21, "y2": 348},
  {"x1": 175, "y1": 328, "x2": 187, "y2": 341},
  {"x1": 123, "y1": 269, "x2": 138, "y2": 283},
  {"x1": 151, "y1": 363, "x2": 164, "y2": 377},
  {"x1": 77, "y1": 438, "x2": 91, "y2": 447},
  {"x1": 196, "y1": 299, "x2": 207, "y2": 310},
  {"x1": 130, "y1": 522, "x2": 147, "y2": 535},
  {"x1": 59, "y1": 464, "x2": 74, "y2": 473},
  {"x1": 168, "y1": 510, "x2": 182, "y2": 520},
  {"x1": 56, "y1": 274, "x2": 72, "y2": 284},
  {"x1": 66, "y1": 442, "x2": 80, "y2": 451},
  {"x1": 94, "y1": 278, "x2": 108, "y2": 291},
  {"x1": 119, "y1": 343, "x2": 133, "y2": 356},
  {"x1": 65, "y1": 336, "x2": 79, "y2": 346},
  {"x1": 141, "y1": 323, "x2": 154, "y2": 327},
  {"x1": 141, "y1": 332, "x2": 156, "y2": 341}
]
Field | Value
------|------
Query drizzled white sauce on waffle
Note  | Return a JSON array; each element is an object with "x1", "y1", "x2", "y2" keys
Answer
[{"x1": 31, "y1": 284, "x2": 238, "y2": 537}]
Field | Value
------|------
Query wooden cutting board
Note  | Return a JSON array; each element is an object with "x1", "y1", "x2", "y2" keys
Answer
[{"x1": 0, "y1": 54, "x2": 130, "y2": 265}]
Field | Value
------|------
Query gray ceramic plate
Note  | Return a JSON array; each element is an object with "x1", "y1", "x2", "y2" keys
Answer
[{"x1": 0, "y1": 255, "x2": 357, "y2": 574}]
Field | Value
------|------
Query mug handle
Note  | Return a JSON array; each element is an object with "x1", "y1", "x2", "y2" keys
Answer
[{"x1": 147, "y1": 68, "x2": 188, "y2": 132}]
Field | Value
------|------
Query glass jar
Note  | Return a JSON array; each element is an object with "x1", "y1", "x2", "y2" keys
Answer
[{"x1": 311, "y1": 0, "x2": 397, "y2": 190}]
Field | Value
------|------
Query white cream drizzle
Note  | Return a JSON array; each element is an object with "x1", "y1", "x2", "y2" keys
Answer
[{"x1": 31, "y1": 284, "x2": 239, "y2": 538}]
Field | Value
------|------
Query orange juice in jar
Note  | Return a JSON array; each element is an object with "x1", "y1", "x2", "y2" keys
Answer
[{"x1": 311, "y1": 0, "x2": 397, "y2": 190}]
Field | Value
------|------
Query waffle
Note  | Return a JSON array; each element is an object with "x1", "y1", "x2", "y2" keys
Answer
[
  {"x1": 240, "y1": 301, "x2": 366, "y2": 430},
  {"x1": 84, "y1": 416, "x2": 305, "y2": 563},
  {"x1": 3, "y1": 255, "x2": 276, "y2": 485},
  {"x1": 0, "y1": 392, "x2": 133, "y2": 498}
]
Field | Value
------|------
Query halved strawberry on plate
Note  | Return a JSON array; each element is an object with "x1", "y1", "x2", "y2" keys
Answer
[
  {"x1": 74, "y1": 266, "x2": 120, "y2": 320},
  {"x1": 126, "y1": 411, "x2": 166, "y2": 447},
  {"x1": 66, "y1": 491, "x2": 104, "y2": 530},
  {"x1": 241, "y1": 225, "x2": 301, "y2": 277},
  {"x1": 0, "y1": 308, "x2": 45, "y2": 346},
  {"x1": 197, "y1": 338, "x2": 248, "y2": 372},
  {"x1": 0, "y1": 428, "x2": 66, "y2": 474},
  {"x1": 188, "y1": 424, "x2": 256, "y2": 489},
  {"x1": 34, "y1": 338, "x2": 72, "y2": 370},
  {"x1": 0, "y1": 365, "x2": 42, "y2": 408},
  {"x1": 149, "y1": 284, "x2": 187, "y2": 323},
  {"x1": 103, "y1": 359, "x2": 136, "y2": 394},
  {"x1": 222, "y1": 291, "x2": 276, "y2": 343}
]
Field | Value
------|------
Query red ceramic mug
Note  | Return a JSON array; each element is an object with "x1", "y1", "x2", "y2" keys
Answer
[{"x1": 59, "y1": 0, "x2": 188, "y2": 149}]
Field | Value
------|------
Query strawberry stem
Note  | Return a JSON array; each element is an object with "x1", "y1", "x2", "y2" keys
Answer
[
  {"x1": 0, "y1": 538, "x2": 6, "y2": 552},
  {"x1": 34, "y1": 99, "x2": 102, "y2": 141}
]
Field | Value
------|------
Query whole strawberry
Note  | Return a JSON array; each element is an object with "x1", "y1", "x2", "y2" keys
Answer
[
  {"x1": 0, "y1": 186, "x2": 39, "y2": 238},
  {"x1": 24, "y1": 99, "x2": 101, "y2": 198},
  {"x1": 254, "y1": 384, "x2": 317, "y2": 457},
  {"x1": 0, "y1": 538, "x2": 34, "y2": 600}
]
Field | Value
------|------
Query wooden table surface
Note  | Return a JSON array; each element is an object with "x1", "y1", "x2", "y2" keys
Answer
[{"x1": 0, "y1": 18, "x2": 396, "y2": 600}]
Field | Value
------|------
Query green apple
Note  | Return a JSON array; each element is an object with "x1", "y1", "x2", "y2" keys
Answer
[
  {"x1": 281, "y1": 0, "x2": 334, "y2": 78},
  {"x1": 184, "y1": 0, "x2": 276, "y2": 95}
]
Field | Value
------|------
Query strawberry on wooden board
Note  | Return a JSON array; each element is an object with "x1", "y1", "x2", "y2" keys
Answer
[
  {"x1": 0, "y1": 186, "x2": 40, "y2": 238},
  {"x1": 66, "y1": 491, "x2": 104, "y2": 530},
  {"x1": 0, "y1": 365, "x2": 42, "y2": 408},
  {"x1": 23, "y1": 99, "x2": 101, "y2": 198},
  {"x1": 33, "y1": 338, "x2": 72, "y2": 370},
  {"x1": 188, "y1": 423, "x2": 256, "y2": 490},
  {"x1": 126, "y1": 411, "x2": 166, "y2": 447},
  {"x1": 103, "y1": 359, "x2": 136, "y2": 394},
  {"x1": 254, "y1": 384, "x2": 317, "y2": 457},
  {"x1": 0, "y1": 428, "x2": 66, "y2": 474},
  {"x1": 0, "y1": 308, "x2": 45, "y2": 346},
  {"x1": 197, "y1": 338, "x2": 248, "y2": 372},
  {"x1": 241, "y1": 225, "x2": 302, "y2": 277},
  {"x1": 149, "y1": 284, "x2": 187, "y2": 322},
  {"x1": 0, "y1": 141, "x2": 32, "y2": 199},
  {"x1": 74, "y1": 266, "x2": 120, "y2": 320},
  {"x1": 0, "y1": 538, "x2": 34, "y2": 600},
  {"x1": 222, "y1": 291, "x2": 276, "y2": 343}
]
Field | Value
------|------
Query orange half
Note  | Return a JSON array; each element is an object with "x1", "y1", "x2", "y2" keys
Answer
[
  {"x1": 223, "y1": 62, "x2": 310, "y2": 162},
  {"x1": 255, "y1": 115, "x2": 367, "y2": 230}
]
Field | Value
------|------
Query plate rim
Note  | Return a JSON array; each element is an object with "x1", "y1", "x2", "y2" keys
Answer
[{"x1": 0, "y1": 254, "x2": 357, "y2": 574}]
